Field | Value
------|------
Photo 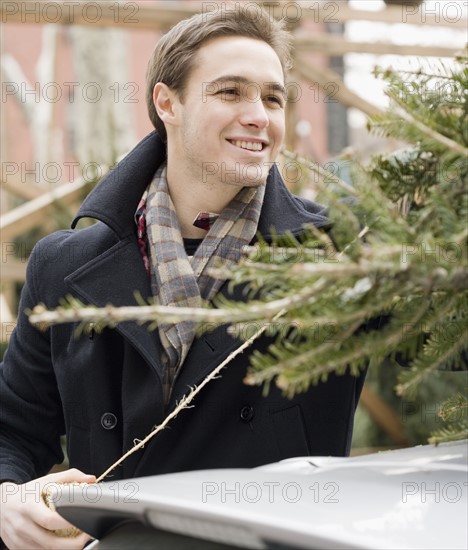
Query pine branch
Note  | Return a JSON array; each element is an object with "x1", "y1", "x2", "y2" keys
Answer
[
  {"x1": 428, "y1": 426, "x2": 468, "y2": 445},
  {"x1": 28, "y1": 281, "x2": 327, "y2": 330},
  {"x1": 438, "y1": 392, "x2": 468, "y2": 422},
  {"x1": 396, "y1": 326, "x2": 468, "y2": 396},
  {"x1": 245, "y1": 296, "x2": 432, "y2": 397},
  {"x1": 281, "y1": 148, "x2": 357, "y2": 197},
  {"x1": 392, "y1": 105, "x2": 467, "y2": 156}
]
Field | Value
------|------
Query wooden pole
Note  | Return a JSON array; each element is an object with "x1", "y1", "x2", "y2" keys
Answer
[
  {"x1": 304, "y1": 3, "x2": 467, "y2": 29},
  {"x1": 1, "y1": 178, "x2": 43, "y2": 201},
  {"x1": 293, "y1": 55, "x2": 384, "y2": 118},
  {"x1": 360, "y1": 384, "x2": 410, "y2": 446},
  {"x1": 1, "y1": 260, "x2": 27, "y2": 283},
  {"x1": 0, "y1": 176, "x2": 95, "y2": 242},
  {"x1": 294, "y1": 33, "x2": 460, "y2": 58},
  {"x1": 1, "y1": 2, "x2": 465, "y2": 30}
]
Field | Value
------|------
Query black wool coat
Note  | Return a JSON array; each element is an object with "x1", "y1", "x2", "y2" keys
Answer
[{"x1": 0, "y1": 132, "x2": 366, "y2": 483}]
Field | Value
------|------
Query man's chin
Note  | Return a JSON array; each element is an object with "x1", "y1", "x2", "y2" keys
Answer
[
  {"x1": 220, "y1": 163, "x2": 270, "y2": 187},
  {"x1": 201, "y1": 159, "x2": 272, "y2": 187},
  {"x1": 222, "y1": 176, "x2": 267, "y2": 188}
]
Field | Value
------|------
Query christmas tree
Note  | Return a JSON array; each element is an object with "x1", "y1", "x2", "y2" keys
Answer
[{"x1": 31, "y1": 50, "x2": 467, "y2": 445}]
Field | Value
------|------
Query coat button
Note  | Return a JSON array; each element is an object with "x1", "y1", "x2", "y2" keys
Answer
[
  {"x1": 101, "y1": 412, "x2": 117, "y2": 430},
  {"x1": 240, "y1": 405, "x2": 254, "y2": 423}
]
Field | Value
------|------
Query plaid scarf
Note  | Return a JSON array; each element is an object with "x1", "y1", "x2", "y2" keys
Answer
[{"x1": 145, "y1": 164, "x2": 265, "y2": 403}]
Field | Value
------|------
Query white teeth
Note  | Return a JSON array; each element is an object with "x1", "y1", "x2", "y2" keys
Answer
[{"x1": 231, "y1": 140, "x2": 263, "y2": 151}]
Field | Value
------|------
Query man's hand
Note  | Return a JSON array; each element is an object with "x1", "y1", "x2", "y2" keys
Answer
[{"x1": 0, "y1": 468, "x2": 96, "y2": 549}]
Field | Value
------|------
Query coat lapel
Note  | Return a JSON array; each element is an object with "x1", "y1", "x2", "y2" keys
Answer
[
  {"x1": 65, "y1": 236, "x2": 166, "y2": 381},
  {"x1": 68, "y1": 131, "x2": 168, "y2": 381},
  {"x1": 166, "y1": 281, "x2": 259, "y2": 410}
]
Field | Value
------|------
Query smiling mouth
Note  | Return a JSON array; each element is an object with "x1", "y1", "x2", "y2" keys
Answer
[{"x1": 227, "y1": 139, "x2": 266, "y2": 152}]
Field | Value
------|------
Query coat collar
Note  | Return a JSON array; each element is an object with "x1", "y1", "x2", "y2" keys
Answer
[{"x1": 72, "y1": 131, "x2": 330, "y2": 239}]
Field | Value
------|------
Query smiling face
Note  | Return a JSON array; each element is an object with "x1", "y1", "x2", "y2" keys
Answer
[{"x1": 162, "y1": 36, "x2": 286, "y2": 190}]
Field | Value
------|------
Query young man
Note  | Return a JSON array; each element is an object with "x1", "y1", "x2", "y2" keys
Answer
[{"x1": 0, "y1": 7, "x2": 365, "y2": 548}]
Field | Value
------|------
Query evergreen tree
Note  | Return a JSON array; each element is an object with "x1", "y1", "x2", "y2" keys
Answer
[
  {"x1": 223, "y1": 50, "x2": 468, "y2": 443},
  {"x1": 31, "y1": 50, "x2": 468, "y2": 444}
]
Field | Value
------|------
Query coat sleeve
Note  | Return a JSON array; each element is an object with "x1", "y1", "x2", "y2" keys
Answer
[{"x1": 0, "y1": 239, "x2": 65, "y2": 483}]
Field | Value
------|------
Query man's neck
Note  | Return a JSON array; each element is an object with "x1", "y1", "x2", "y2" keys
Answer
[{"x1": 166, "y1": 163, "x2": 240, "y2": 239}]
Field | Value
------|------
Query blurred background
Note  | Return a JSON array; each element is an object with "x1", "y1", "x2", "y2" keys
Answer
[{"x1": 1, "y1": 0, "x2": 467, "y2": 454}]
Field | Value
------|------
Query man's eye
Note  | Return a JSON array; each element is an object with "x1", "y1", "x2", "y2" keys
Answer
[
  {"x1": 219, "y1": 88, "x2": 239, "y2": 96},
  {"x1": 265, "y1": 95, "x2": 284, "y2": 107}
]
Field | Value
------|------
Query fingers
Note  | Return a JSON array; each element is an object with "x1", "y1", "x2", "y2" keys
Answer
[
  {"x1": 43, "y1": 468, "x2": 97, "y2": 484},
  {"x1": 0, "y1": 469, "x2": 97, "y2": 549},
  {"x1": 29, "y1": 498, "x2": 79, "y2": 533},
  {"x1": 36, "y1": 470, "x2": 97, "y2": 531},
  {"x1": 4, "y1": 510, "x2": 93, "y2": 549},
  {"x1": 7, "y1": 524, "x2": 92, "y2": 550}
]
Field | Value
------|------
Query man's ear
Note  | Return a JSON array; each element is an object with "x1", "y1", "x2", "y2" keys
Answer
[{"x1": 153, "y1": 83, "x2": 180, "y2": 128}]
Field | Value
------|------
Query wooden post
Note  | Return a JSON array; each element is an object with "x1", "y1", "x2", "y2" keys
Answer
[{"x1": 293, "y1": 56, "x2": 384, "y2": 118}]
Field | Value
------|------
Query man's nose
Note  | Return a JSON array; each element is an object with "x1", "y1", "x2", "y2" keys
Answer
[{"x1": 239, "y1": 98, "x2": 269, "y2": 129}]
